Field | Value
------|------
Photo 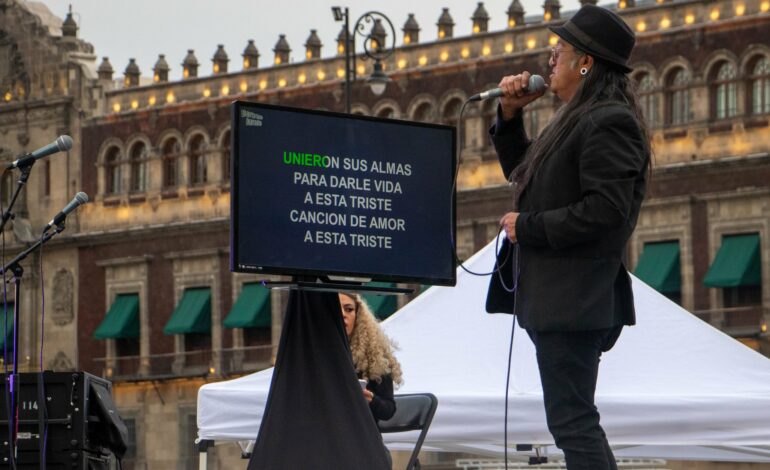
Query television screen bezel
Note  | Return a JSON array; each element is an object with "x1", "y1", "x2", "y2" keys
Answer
[{"x1": 230, "y1": 100, "x2": 457, "y2": 286}]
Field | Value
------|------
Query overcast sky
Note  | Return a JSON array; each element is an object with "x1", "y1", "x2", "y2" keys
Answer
[{"x1": 38, "y1": 0, "x2": 582, "y2": 80}]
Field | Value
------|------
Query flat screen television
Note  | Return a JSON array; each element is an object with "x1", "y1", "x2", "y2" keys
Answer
[{"x1": 231, "y1": 101, "x2": 456, "y2": 286}]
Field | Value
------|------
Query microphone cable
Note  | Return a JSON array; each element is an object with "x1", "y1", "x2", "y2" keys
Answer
[
  {"x1": 37, "y1": 227, "x2": 50, "y2": 469},
  {"x1": 503, "y1": 243, "x2": 520, "y2": 470},
  {"x1": 451, "y1": 98, "x2": 513, "y2": 278},
  {"x1": 452, "y1": 96, "x2": 525, "y2": 470}
]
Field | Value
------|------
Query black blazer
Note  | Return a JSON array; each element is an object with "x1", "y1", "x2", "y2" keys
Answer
[{"x1": 486, "y1": 103, "x2": 649, "y2": 332}]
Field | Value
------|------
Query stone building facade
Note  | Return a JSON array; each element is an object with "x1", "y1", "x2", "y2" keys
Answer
[{"x1": 0, "y1": 0, "x2": 768, "y2": 468}]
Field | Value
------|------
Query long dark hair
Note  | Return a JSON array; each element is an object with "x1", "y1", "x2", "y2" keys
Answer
[{"x1": 511, "y1": 57, "x2": 652, "y2": 205}]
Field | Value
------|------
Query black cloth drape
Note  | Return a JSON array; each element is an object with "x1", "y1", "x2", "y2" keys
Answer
[{"x1": 248, "y1": 289, "x2": 390, "y2": 470}]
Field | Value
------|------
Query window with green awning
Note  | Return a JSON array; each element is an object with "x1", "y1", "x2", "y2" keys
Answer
[
  {"x1": 363, "y1": 282, "x2": 398, "y2": 320},
  {"x1": 224, "y1": 283, "x2": 271, "y2": 328},
  {"x1": 163, "y1": 287, "x2": 211, "y2": 335},
  {"x1": 0, "y1": 302, "x2": 14, "y2": 349},
  {"x1": 703, "y1": 234, "x2": 761, "y2": 288},
  {"x1": 94, "y1": 294, "x2": 139, "y2": 340},
  {"x1": 634, "y1": 241, "x2": 681, "y2": 293}
]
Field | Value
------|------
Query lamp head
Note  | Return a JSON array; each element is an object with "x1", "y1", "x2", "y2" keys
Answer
[{"x1": 366, "y1": 60, "x2": 390, "y2": 96}]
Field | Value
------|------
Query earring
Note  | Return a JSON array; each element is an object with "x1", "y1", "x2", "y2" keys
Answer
[{"x1": 580, "y1": 67, "x2": 589, "y2": 76}]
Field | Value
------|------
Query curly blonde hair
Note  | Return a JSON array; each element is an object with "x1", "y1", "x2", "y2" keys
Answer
[{"x1": 343, "y1": 293, "x2": 403, "y2": 386}]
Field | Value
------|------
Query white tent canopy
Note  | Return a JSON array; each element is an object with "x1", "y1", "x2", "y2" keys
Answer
[{"x1": 198, "y1": 240, "x2": 770, "y2": 462}]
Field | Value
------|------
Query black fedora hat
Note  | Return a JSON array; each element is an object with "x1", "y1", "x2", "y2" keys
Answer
[{"x1": 549, "y1": 4, "x2": 635, "y2": 73}]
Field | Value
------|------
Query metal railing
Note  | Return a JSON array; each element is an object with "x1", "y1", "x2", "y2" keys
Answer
[
  {"x1": 455, "y1": 458, "x2": 669, "y2": 469},
  {"x1": 94, "y1": 344, "x2": 275, "y2": 382},
  {"x1": 219, "y1": 345, "x2": 275, "y2": 375},
  {"x1": 692, "y1": 305, "x2": 769, "y2": 337}
]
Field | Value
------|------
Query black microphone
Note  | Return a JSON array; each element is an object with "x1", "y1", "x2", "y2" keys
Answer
[
  {"x1": 44, "y1": 192, "x2": 88, "y2": 231},
  {"x1": 469, "y1": 75, "x2": 546, "y2": 101},
  {"x1": 7, "y1": 135, "x2": 73, "y2": 170}
]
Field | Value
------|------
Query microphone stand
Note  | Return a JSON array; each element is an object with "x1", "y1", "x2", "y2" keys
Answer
[
  {"x1": 2, "y1": 224, "x2": 65, "y2": 374},
  {"x1": 0, "y1": 218, "x2": 64, "y2": 466},
  {"x1": 0, "y1": 165, "x2": 32, "y2": 231},
  {"x1": 0, "y1": 164, "x2": 33, "y2": 468}
]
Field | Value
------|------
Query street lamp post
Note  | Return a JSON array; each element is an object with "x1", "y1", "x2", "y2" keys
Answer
[{"x1": 332, "y1": 7, "x2": 396, "y2": 113}]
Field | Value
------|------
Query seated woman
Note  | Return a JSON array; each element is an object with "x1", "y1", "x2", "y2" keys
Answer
[{"x1": 339, "y1": 292, "x2": 403, "y2": 421}]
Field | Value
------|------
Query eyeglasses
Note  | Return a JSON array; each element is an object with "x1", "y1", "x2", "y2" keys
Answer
[{"x1": 550, "y1": 46, "x2": 575, "y2": 64}]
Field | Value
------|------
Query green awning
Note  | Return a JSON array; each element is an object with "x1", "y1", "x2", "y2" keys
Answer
[
  {"x1": 1, "y1": 303, "x2": 14, "y2": 348},
  {"x1": 163, "y1": 288, "x2": 211, "y2": 335},
  {"x1": 94, "y1": 294, "x2": 139, "y2": 339},
  {"x1": 223, "y1": 283, "x2": 271, "y2": 328},
  {"x1": 634, "y1": 241, "x2": 681, "y2": 293},
  {"x1": 703, "y1": 234, "x2": 761, "y2": 288},
  {"x1": 363, "y1": 282, "x2": 398, "y2": 320}
]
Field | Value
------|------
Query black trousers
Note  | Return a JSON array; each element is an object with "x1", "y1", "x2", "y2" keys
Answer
[{"x1": 527, "y1": 326, "x2": 622, "y2": 470}]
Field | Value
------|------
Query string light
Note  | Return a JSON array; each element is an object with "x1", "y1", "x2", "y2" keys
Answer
[{"x1": 527, "y1": 38, "x2": 537, "y2": 49}]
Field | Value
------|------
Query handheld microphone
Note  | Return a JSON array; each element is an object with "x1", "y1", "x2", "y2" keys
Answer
[
  {"x1": 469, "y1": 75, "x2": 546, "y2": 101},
  {"x1": 7, "y1": 135, "x2": 73, "y2": 170},
  {"x1": 44, "y1": 192, "x2": 88, "y2": 232}
]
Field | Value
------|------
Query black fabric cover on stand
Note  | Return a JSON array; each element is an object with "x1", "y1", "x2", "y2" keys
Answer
[{"x1": 248, "y1": 289, "x2": 390, "y2": 470}]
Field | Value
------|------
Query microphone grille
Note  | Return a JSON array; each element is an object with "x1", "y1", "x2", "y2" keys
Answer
[
  {"x1": 75, "y1": 192, "x2": 89, "y2": 204},
  {"x1": 528, "y1": 74, "x2": 546, "y2": 93},
  {"x1": 57, "y1": 135, "x2": 74, "y2": 151}
]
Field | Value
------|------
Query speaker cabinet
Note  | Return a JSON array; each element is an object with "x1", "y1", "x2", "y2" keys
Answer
[{"x1": 0, "y1": 371, "x2": 126, "y2": 469}]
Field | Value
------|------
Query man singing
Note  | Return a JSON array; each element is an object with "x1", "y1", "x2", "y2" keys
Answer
[{"x1": 486, "y1": 5, "x2": 651, "y2": 469}]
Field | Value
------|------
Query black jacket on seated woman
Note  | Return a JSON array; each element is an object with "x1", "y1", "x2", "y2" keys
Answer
[{"x1": 363, "y1": 374, "x2": 396, "y2": 421}]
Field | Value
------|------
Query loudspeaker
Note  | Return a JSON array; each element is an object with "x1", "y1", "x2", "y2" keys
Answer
[{"x1": 0, "y1": 371, "x2": 127, "y2": 469}]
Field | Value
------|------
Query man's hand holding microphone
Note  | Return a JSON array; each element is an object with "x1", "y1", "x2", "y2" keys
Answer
[{"x1": 496, "y1": 71, "x2": 547, "y2": 120}]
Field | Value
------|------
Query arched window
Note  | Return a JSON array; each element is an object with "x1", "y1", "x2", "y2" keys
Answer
[
  {"x1": 412, "y1": 102, "x2": 434, "y2": 123},
  {"x1": 711, "y1": 61, "x2": 738, "y2": 119},
  {"x1": 162, "y1": 138, "x2": 180, "y2": 189},
  {"x1": 189, "y1": 134, "x2": 207, "y2": 186},
  {"x1": 105, "y1": 146, "x2": 122, "y2": 194},
  {"x1": 749, "y1": 56, "x2": 770, "y2": 115},
  {"x1": 221, "y1": 130, "x2": 231, "y2": 184},
  {"x1": 441, "y1": 98, "x2": 462, "y2": 126},
  {"x1": 376, "y1": 107, "x2": 395, "y2": 119},
  {"x1": 636, "y1": 72, "x2": 657, "y2": 127},
  {"x1": 666, "y1": 68, "x2": 690, "y2": 125},
  {"x1": 129, "y1": 142, "x2": 148, "y2": 192}
]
